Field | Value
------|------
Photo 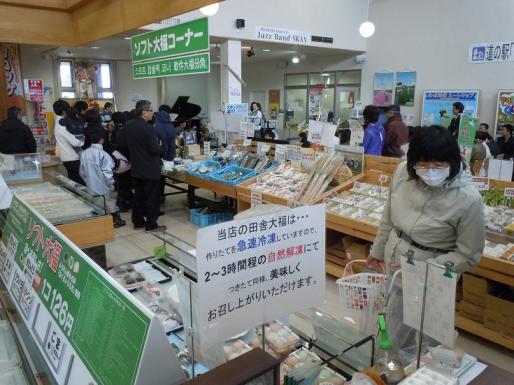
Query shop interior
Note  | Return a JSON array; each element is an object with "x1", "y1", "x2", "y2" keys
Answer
[{"x1": 0, "y1": 0, "x2": 513, "y2": 385}]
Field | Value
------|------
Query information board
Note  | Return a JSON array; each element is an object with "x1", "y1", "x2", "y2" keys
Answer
[
  {"x1": 196, "y1": 205, "x2": 326, "y2": 348},
  {"x1": 421, "y1": 90, "x2": 479, "y2": 126},
  {"x1": 131, "y1": 18, "x2": 209, "y2": 62},
  {"x1": 0, "y1": 196, "x2": 184, "y2": 385},
  {"x1": 133, "y1": 52, "x2": 210, "y2": 79}
]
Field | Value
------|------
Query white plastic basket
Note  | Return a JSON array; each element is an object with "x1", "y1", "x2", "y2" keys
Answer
[{"x1": 336, "y1": 259, "x2": 387, "y2": 336}]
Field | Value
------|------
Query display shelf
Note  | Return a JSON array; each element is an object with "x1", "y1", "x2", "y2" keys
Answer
[
  {"x1": 56, "y1": 215, "x2": 114, "y2": 249},
  {"x1": 455, "y1": 313, "x2": 514, "y2": 350},
  {"x1": 363, "y1": 154, "x2": 402, "y2": 175},
  {"x1": 186, "y1": 173, "x2": 245, "y2": 199}
]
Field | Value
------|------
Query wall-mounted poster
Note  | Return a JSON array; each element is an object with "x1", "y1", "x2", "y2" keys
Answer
[
  {"x1": 373, "y1": 72, "x2": 393, "y2": 107},
  {"x1": 495, "y1": 90, "x2": 514, "y2": 136},
  {"x1": 421, "y1": 90, "x2": 480, "y2": 126},
  {"x1": 394, "y1": 71, "x2": 416, "y2": 106},
  {"x1": 2, "y1": 43, "x2": 27, "y2": 118}
]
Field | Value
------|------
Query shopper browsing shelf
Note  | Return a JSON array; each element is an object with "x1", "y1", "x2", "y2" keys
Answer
[
  {"x1": 79, "y1": 127, "x2": 126, "y2": 228},
  {"x1": 369, "y1": 125, "x2": 484, "y2": 274},
  {"x1": 0, "y1": 106, "x2": 37, "y2": 154},
  {"x1": 298, "y1": 132, "x2": 311, "y2": 148},
  {"x1": 382, "y1": 105, "x2": 408, "y2": 158},
  {"x1": 101, "y1": 101, "x2": 113, "y2": 129},
  {"x1": 447, "y1": 101, "x2": 463, "y2": 138},
  {"x1": 496, "y1": 124, "x2": 514, "y2": 160},
  {"x1": 362, "y1": 105, "x2": 385, "y2": 156},
  {"x1": 478, "y1": 122, "x2": 490, "y2": 134},
  {"x1": 53, "y1": 100, "x2": 85, "y2": 185},
  {"x1": 119, "y1": 100, "x2": 165, "y2": 232},
  {"x1": 84, "y1": 109, "x2": 112, "y2": 153}
]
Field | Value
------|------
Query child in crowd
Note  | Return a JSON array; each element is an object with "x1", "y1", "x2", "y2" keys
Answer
[
  {"x1": 59, "y1": 107, "x2": 85, "y2": 153},
  {"x1": 79, "y1": 127, "x2": 126, "y2": 228}
]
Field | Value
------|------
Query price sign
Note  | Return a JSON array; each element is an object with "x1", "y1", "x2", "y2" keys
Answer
[
  {"x1": 243, "y1": 139, "x2": 252, "y2": 147},
  {"x1": 203, "y1": 141, "x2": 211, "y2": 155},
  {"x1": 154, "y1": 244, "x2": 166, "y2": 258},
  {"x1": 0, "y1": 153, "x2": 15, "y2": 171},
  {"x1": 274, "y1": 144, "x2": 287, "y2": 162},
  {"x1": 257, "y1": 143, "x2": 271, "y2": 154},
  {"x1": 472, "y1": 177, "x2": 490, "y2": 191},
  {"x1": 505, "y1": 188, "x2": 514, "y2": 197},
  {"x1": 251, "y1": 190, "x2": 262, "y2": 207}
]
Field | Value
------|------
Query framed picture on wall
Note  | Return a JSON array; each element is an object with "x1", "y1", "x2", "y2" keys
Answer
[
  {"x1": 495, "y1": 90, "x2": 514, "y2": 137},
  {"x1": 394, "y1": 71, "x2": 416, "y2": 106},
  {"x1": 421, "y1": 89, "x2": 480, "y2": 126},
  {"x1": 372, "y1": 72, "x2": 394, "y2": 107}
]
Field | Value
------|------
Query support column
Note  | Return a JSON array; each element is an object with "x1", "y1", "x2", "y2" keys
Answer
[{"x1": 220, "y1": 40, "x2": 242, "y2": 108}]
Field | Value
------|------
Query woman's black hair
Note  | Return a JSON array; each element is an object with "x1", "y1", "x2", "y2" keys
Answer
[
  {"x1": 453, "y1": 102, "x2": 464, "y2": 113},
  {"x1": 503, "y1": 124, "x2": 514, "y2": 134},
  {"x1": 85, "y1": 109, "x2": 102, "y2": 126},
  {"x1": 363, "y1": 105, "x2": 379, "y2": 124},
  {"x1": 111, "y1": 111, "x2": 125, "y2": 125},
  {"x1": 65, "y1": 107, "x2": 81, "y2": 121},
  {"x1": 406, "y1": 125, "x2": 464, "y2": 181},
  {"x1": 339, "y1": 128, "x2": 351, "y2": 145}
]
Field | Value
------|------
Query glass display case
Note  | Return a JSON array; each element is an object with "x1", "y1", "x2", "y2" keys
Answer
[
  {"x1": 109, "y1": 232, "x2": 374, "y2": 382},
  {"x1": 0, "y1": 153, "x2": 43, "y2": 186}
]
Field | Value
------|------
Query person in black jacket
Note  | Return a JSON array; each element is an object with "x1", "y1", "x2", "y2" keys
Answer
[
  {"x1": 0, "y1": 106, "x2": 37, "y2": 154},
  {"x1": 448, "y1": 102, "x2": 463, "y2": 138},
  {"x1": 119, "y1": 100, "x2": 165, "y2": 232},
  {"x1": 497, "y1": 124, "x2": 514, "y2": 160}
]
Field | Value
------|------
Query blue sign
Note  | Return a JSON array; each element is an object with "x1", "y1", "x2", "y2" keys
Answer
[
  {"x1": 421, "y1": 90, "x2": 480, "y2": 126},
  {"x1": 224, "y1": 103, "x2": 248, "y2": 116}
]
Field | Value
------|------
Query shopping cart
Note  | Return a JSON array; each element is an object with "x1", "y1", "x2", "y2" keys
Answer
[{"x1": 336, "y1": 259, "x2": 388, "y2": 336}]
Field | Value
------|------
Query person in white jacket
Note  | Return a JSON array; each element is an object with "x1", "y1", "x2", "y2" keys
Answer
[
  {"x1": 79, "y1": 127, "x2": 125, "y2": 228},
  {"x1": 369, "y1": 125, "x2": 485, "y2": 274},
  {"x1": 53, "y1": 100, "x2": 85, "y2": 184}
]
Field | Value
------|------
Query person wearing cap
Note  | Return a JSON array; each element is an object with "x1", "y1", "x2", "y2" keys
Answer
[
  {"x1": 382, "y1": 105, "x2": 409, "y2": 158},
  {"x1": 448, "y1": 101, "x2": 464, "y2": 138}
]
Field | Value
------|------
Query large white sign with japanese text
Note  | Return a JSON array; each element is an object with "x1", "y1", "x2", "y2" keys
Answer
[
  {"x1": 469, "y1": 41, "x2": 514, "y2": 63},
  {"x1": 196, "y1": 205, "x2": 326, "y2": 347}
]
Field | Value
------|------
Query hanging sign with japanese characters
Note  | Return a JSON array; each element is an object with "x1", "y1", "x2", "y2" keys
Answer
[
  {"x1": 469, "y1": 41, "x2": 514, "y2": 63},
  {"x1": 131, "y1": 17, "x2": 209, "y2": 62},
  {"x1": 196, "y1": 204, "x2": 326, "y2": 348},
  {"x1": 133, "y1": 52, "x2": 210, "y2": 79},
  {"x1": 0, "y1": 195, "x2": 153, "y2": 385}
]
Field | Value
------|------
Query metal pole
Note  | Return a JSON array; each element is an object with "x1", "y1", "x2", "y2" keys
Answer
[
  {"x1": 416, "y1": 263, "x2": 429, "y2": 369},
  {"x1": 262, "y1": 324, "x2": 266, "y2": 351},
  {"x1": 189, "y1": 281, "x2": 195, "y2": 378}
]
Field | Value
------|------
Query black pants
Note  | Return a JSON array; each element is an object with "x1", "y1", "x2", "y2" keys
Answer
[
  {"x1": 116, "y1": 172, "x2": 133, "y2": 208},
  {"x1": 63, "y1": 160, "x2": 85, "y2": 185},
  {"x1": 132, "y1": 177, "x2": 161, "y2": 230}
]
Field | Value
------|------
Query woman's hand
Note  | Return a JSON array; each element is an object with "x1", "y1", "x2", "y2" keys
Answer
[{"x1": 366, "y1": 255, "x2": 384, "y2": 272}]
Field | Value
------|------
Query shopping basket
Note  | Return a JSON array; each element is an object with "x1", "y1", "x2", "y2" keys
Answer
[{"x1": 336, "y1": 259, "x2": 387, "y2": 336}]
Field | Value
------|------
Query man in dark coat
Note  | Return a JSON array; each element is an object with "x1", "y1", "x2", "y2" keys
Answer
[
  {"x1": 119, "y1": 100, "x2": 165, "y2": 232},
  {"x1": 382, "y1": 105, "x2": 408, "y2": 158},
  {"x1": 0, "y1": 106, "x2": 37, "y2": 154}
]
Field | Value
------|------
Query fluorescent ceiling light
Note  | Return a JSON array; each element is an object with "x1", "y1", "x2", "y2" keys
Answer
[
  {"x1": 359, "y1": 21, "x2": 375, "y2": 38},
  {"x1": 263, "y1": 49, "x2": 271, "y2": 52},
  {"x1": 90, "y1": 46, "x2": 100, "y2": 49},
  {"x1": 292, "y1": 56, "x2": 300, "y2": 64},
  {"x1": 200, "y1": 3, "x2": 220, "y2": 16}
]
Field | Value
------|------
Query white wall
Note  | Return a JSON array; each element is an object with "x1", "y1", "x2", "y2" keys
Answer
[
  {"x1": 361, "y1": 0, "x2": 514, "y2": 128},
  {"x1": 114, "y1": 61, "x2": 159, "y2": 111},
  {"x1": 178, "y1": 0, "x2": 368, "y2": 52}
]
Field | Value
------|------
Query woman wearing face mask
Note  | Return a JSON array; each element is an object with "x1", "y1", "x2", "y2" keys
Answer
[{"x1": 368, "y1": 125, "x2": 485, "y2": 275}]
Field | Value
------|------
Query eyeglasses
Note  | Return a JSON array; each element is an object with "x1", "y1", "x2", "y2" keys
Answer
[
  {"x1": 144, "y1": 109, "x2": 153, "y2": 112},
  {"x1": 413, "y1": 162, "x2": 449, "y2": 170}
]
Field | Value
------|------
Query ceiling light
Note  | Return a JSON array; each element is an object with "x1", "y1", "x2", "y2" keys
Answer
[
  {"x1": 321, "y1": 73, "x2": 330, "y2": 76},
  {"x1": 90, "y1": 46, "x2": 100, "y2": 49},
  {"x1": 359, "y1": 21, "x2": 375, "y2": 38},
  {"x1": 292, "y1": 56, "x2": 300, "y2": 64},
  {"x1": 263, "y1": 49, "x2": 271, "y2": 52},
  {"x1": 124, "y1": 37, "x2": 131, "y2": 40},
  {"x1": 200, "y1": 3, "x2": 220, "y2": 16}
]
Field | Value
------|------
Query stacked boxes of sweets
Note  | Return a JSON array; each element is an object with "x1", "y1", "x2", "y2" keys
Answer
[
  {"x1": 223, "y1": 339, "x2": 253, "y2": 362},
  {"x1": 481, "y1": 189, "x2": 514, "y2": 234},
  {"x1": 325, "y1": 182, "x2": 389, "y2": 225},
  {"x1": 281, "y1": 348, "x2": 346, "y2": 385}
]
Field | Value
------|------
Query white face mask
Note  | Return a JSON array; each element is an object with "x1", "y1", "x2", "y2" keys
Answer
[{"x1": 416, "y1": 167, "x2": 450, "y2": 187}]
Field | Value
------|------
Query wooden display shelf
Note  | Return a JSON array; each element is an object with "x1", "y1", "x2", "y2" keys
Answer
[
  {"x1": 455, "y1": 313, "x2": 514, "y2": 350},
  {"x1": 363, "y1": 154, "x2": 402, "y2": 174},
  {"x1": 186, "y1": 173, "x2": 246, "y2": 199},
  {"x1": 56, "y1": 215, "x2": 114, "y2": 249}
]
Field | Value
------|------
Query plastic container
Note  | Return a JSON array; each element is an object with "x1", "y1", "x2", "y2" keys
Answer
[
  {"x1": 210, "y1": 165, "x2": 257, "y2": 185},
  {"x1": 189, "y1": 208, "x2": 234, "y2": 228},
  {"x1": 186, "y1": 160, "x2": 221, "y2": 179}
]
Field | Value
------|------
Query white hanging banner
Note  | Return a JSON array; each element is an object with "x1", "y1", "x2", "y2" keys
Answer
[{"x1": 196, "y1": 205, "x2": 326, "y2": 348}]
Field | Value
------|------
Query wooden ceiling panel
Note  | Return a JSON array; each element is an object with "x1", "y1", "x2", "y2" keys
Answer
[{"x1": 0, "y1": 0, "x2": 67, "y2": 10}]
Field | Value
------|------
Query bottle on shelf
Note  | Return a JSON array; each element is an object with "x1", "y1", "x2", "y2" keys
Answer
[{"x1": 374, "y1": 313, "x2": 406, "y2": 385}]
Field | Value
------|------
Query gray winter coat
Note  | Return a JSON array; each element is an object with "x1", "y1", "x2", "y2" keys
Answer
[{"x1": 370, "y1": 162, "x2": 485, "y2": 273}]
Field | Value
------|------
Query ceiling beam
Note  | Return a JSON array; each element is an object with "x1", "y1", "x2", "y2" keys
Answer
[{"x1": 0, "y1": 0, "x2": 219, "y2": 46}]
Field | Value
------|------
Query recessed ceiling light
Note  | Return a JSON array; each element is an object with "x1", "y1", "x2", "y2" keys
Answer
[
  {"x1": 124, "y1": 37, "x2": 131, "y2": 40},
  {"x1": 263, "y1": 49, "x2": 271, "y2": 52},
  {"x1": 292, "y1": 56, "x2": 300, "y2": 64},
  {"x1": 90, "y1": 46, "x2": 100, "y2": 49},
  {"x1": 200, "y1": 3, "x2": 219, "y2": 16}
]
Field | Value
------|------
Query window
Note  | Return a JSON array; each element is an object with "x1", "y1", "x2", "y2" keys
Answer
[
  {"x1": 59, "y1": 60, "x2": 75, "y2": 98},
  {"x1": 58, "y1": 60, "x2": 114, "y2": 100}
]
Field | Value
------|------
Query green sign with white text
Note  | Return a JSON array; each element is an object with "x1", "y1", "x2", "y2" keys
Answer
[
  {"x1": 0, "y1": 196, "x2": 151, "y2": 385},
  {"x1": 133, "y1": 52, "x2": 210, "y2": 79},
  {"x1": 131, "y1": 18, "x2": 209, "y2": 62},
  {"x1": 458, "y1": 114, "x2": 478, "y2": 163}
]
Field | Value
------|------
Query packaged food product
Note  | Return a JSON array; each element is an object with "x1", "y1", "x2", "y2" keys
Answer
[
  {"x1": 109, "y1": 263, "x2": 135, "y2": 278},
  {"x1": 223, "y1": 339, "x2": 253, "y2": 361},
  {"x1": 122, "y1": 272, "x2": 146, "y2": 289},
  {"x1": 264, "y1": 321, "x2": 300, "y2": 357}
]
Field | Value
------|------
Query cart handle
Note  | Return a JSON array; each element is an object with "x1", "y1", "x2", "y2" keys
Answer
[{"x1": 343, "y1": 259, "x2": 386, "y2": 276}]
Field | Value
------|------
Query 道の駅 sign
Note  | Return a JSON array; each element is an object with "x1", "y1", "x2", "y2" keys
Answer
[
  {"x1": 469, "y1": 41, "x2": 514, "y2": 63},
  {"x1": 196, "y1": 205, "x2": 326, "y2": 347}
]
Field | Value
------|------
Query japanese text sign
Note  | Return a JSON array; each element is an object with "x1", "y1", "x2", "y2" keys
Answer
[
  {"x1": 133, "y1": 52, "x2": 210, "y2": 79},
  {"x1": 458, "y1": 115, "x2": 478, "y2": 163},
  {"x1": 421, "y1": 90, "x2": 480, "y2": 126},
  {"x1": 225, "y1": 103, "x2": 249, "y2": 115},
  {"x1": 469, "y1": 41, "x2": 514, "y2": 63},
  {"x1": 131, "y1": 18, "x2": 209, "y2": 62},
  {"x1": 0, "y1": 196, "x2": 151, "y2": 385},
  {"x1": 196, "y1": 205, "x2": 326, "y2": 347},
  {"x1": 504, "y1": 188, "x2": 514, "y2": 198},
  {"x1": 24, "y1": 79, "x2": 44, "y2": 102},
  {"x1": 472, "y1": 177, "x2": 489, "y2": 191}
]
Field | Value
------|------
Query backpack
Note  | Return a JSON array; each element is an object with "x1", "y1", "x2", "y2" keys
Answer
[{"x1": 112, "y1": 150, "x2": 131, "y2": 174}]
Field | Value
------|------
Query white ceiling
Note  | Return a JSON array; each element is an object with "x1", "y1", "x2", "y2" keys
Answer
[{"x1": 22, "y1": 32, "x2": 358, "y2": 64}]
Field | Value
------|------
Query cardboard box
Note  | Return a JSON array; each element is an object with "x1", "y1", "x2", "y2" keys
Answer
[
  {"x1": 460, "y1": 300, "x2": 484, "y2": 323},
  {"x1": 484, "y1": 288, "x2": 514, "y2": 338},
  {"x1": 462, "y1": 274, "x2": 488, "y2": 306},
  {"x1": 345, "y1": 241, "x2": 370, "y2": 260}
]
